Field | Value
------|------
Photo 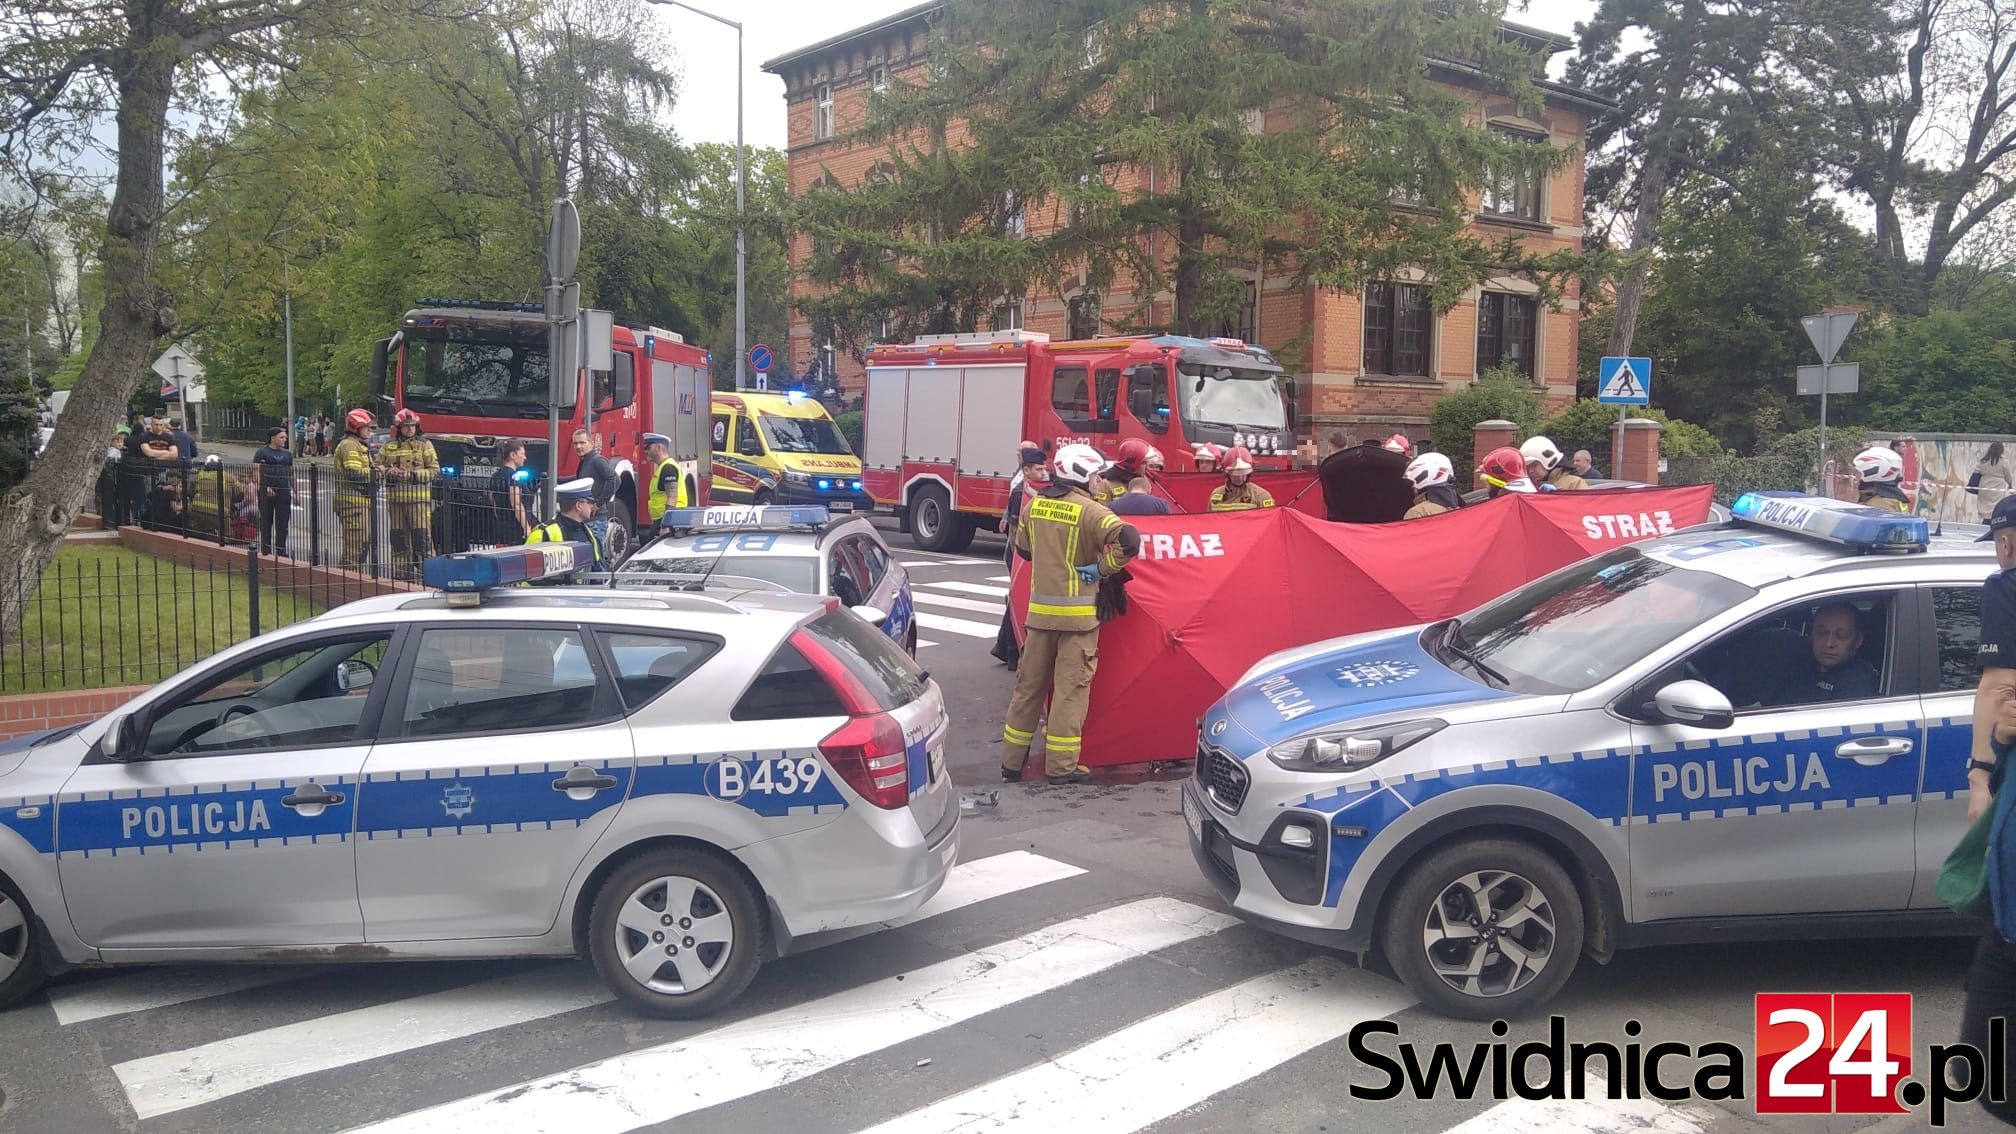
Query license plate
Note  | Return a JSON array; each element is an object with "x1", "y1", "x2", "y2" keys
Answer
[
  {"x1": 829, "y1": 501, "x2": 855, "y2": 512},
  {"x1": 1181, "y1": 789, "x2": 1204, "y2": 842}
]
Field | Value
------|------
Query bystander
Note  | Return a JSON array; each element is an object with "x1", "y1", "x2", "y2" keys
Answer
[{"x1": 252, "y1": 427, "x2": 296, "y2": 556}]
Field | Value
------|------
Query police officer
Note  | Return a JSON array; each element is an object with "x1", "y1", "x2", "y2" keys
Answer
[
  {"x1": 527, "y1": 477, "x2": 607, "y2": 573},
  {"x1": 1402, "y1": 453, "x2": 1463, "y2": 519},
  {"x1": 333, "y1": 407, "x2": 377, "y2": 568},
  {"x1": 1521, "y1": 435, "x2": 1587, "y2": 491},
  {"x1": 1759, "y1": 603, "x2": 1880, "y2": 706},
  {"x1": 1962, "y1": 496, "x2": 2016, "y2": 1123},
  {"x1": 1853, "y1": 446, "x2": 1912, "y2": 513},
  {"x1": 643, "y1": 432, "x2": 684, "y2": 529},
  {"x1": 1208, "y1": 446, "x2": 1274, "y2": 511},
  {"x1": 380, "y1": 409, "x2": 440, "y2": 578},
  {"x1": 1001, "y1": 443, "x2": 1140, "y2": 784}
]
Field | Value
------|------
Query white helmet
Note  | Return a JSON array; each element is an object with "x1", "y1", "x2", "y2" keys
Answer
[
  {"x1": 1853, "y1": 446, "x2": 1903, "y2": 484},
  {"x1": 1052, "y1": 442, "x2": 1106, "y2": 486},
  {"x1": 1519, "y1": 435, "x2": 1564, "y2": 471},
  {"x1": 1404, "y1": 452, "x2": 1454, "y2": 490}
]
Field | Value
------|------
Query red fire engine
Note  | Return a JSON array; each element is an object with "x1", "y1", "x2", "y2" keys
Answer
[
  {"x1": 371, "y1": 299, "x2": 715, "y2": 559},
  {"x1": 861, "y1": 330, "x2": 1297, "y2": 551}
]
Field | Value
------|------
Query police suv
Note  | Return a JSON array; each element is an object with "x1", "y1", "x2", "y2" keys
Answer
[
  {"x1": 1186, "y1": 494, "x2": 1991, "y2": 1018},
  {"x1": 0, "y1": 544, "x2": 957, "y2": 1018},
  {"x1": 619, "y1": 505, "x2": 919, "y2": 654}
]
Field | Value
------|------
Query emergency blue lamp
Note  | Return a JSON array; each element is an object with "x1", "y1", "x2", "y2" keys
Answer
[
  {"x1": 423, "y1": 543, "x2": 591, "y2": 603},
  {"x1": 659, "y1": 505, "x2": 832, "y2": 531},
  {"x1": 1730, "y1": 493, "x2": 1928, "y2": 553},
  {"x1": 786, "y1": 389, "x2": 808, "y2": 403}
]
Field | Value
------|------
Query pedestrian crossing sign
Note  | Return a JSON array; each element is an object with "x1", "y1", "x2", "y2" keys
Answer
[{"x1": 1598, "y1": 356, "x2": 1652, "y2": 405}]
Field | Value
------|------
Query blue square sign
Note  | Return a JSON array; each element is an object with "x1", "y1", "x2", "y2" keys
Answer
[{"x1": 1598, "y1": 356, "x2": 1652, "y2": 405}]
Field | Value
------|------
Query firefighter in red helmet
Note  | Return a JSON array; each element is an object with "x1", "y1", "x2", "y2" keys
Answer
[
  {"x1": 1477, "y1": 446, "x2": 1537, "y2": 496},
  {"x1": 1209, "y1": 446, "x2": 1275, "y2": 511}
]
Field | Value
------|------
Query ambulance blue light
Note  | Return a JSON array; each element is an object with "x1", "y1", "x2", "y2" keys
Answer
[
  {"x1": 440, "y1": 466, "x2": 457, "y2": 477},
  {"x1": 659, "y1": 505, "x2": 832, "y2": 530},
  {"x1": 1730, "y1": 493, "x2": 1928, "y2": 552},
  {"x1": 817, "y1": 478, "x2": 831, "y2": 490},
  {"x1": 786, "y1": 389, "x2": 808, "y2": 403},
  {"x1": 423, "y1": 543, "x2": 590, "y2": 599}
]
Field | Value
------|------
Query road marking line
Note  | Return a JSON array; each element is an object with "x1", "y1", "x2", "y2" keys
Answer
[
  {"x1": 913, "y1": 592, "x2": 1006, "y2": 615},
  {"x1": 50, "y1": 965, "x2": 334, "y2": 1026},
  {"x1": 920, "y1": 581, "x2": 1011, "y2": 598},
  {"x1": 343, "y1": 897, "x2": 1237, "y2": 1134},
  {"x1": 1441, "y1": 1077, "x2": 1712, "y2": 1134},
  {"x1": 988, "y1": 575, "x2": 1010, "y2": 582},
  {"x1": 918, "y1": 639, "x2": 940, "y2": 649},
  {"x1": 111, "y1": 851, "x2": 1087, "y2": 1120},
  {"x1": 863, "y1": 957, "x2": 1416, "y2": 1133},
  {"x1": 916, "y1": 611, "x2": 1001, "y2": 639}
]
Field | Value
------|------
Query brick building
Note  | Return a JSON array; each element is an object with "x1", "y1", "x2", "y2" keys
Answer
[{"x1": 762, "y1": 5, "x2": 1608, "y2": 444}]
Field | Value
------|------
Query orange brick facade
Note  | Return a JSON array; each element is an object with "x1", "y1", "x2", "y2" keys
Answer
[{"x1": 764, "y1": 8, "x2": 1598, "y2": 444}]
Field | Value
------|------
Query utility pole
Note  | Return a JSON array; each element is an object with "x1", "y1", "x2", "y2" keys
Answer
[{"x1": 284, "y1": 262, "x2": 296, "y2": 438}]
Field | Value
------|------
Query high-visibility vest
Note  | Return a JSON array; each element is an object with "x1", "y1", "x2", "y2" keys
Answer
[{"x1": 647, "y1": 457, "x2": 685, "y2": 519}]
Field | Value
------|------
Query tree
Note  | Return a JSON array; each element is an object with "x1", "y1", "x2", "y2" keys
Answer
[
  {"x1": 1537, "y1": 398, "x2": 1726, "y2": 468},
  {"x1": 677, "y1": 144, "x2": 791, "y2": 389},
  {"x1": 1852, "y1": 280, "x2": 2016, "y2": 430},
  {"x1": 1426, "y1": 367, "x2": 1546, "y2": 474},
  {"x1": 796, "y1": 0, "x2": 1582, "y2": 360}
]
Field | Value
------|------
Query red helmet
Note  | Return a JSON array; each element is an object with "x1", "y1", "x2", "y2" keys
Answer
[
  {"x1": 345, "y1": 408, "x2": 375, "y2": 433},
  {"x1": 1193, "y1": 442, "x2": 1226, "y2": 468},
  {"x1": 1223, "y1": 445, "x2": 1255, "y2": 474},
  {"x1": 1115, "y1": 437, "x2": 1152, "y2": 473},
  {"x1": 1383, "y1": 433, "x2": 1414, "y2": 455},
  {"x1": 1478, "y1": 446, "x2": 1527, "y2": 484},
  {"x1": 393, "y1": 408, "x2": 421, "y2": 428}
]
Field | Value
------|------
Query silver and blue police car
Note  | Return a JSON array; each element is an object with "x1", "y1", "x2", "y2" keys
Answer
[
  {"x1": 619, "y1": 505, "x2": 919, "y2": 655},
  {"x1": 1186, "y1": 494, "x2": 1991, "y2": 1018},
  {"x1": 0, "y1": 543, "x2": 957, "y2": 1018}
]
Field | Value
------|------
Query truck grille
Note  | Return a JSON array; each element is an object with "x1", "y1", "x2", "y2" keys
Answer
[{"x1": 1197, "y1": 743, "x2": 1248, "y2": 813}]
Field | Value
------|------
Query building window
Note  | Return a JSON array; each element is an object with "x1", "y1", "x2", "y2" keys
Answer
[
  {"x1": 990, "y1": 299, "x2": 1023, "y2": 332},
  {"x1": 1477, "y1": 291, "x2": 1537, "y2": 379},
  {"x1": 1481, "y1": 126, "x2": 1543, "y2": 221},
  {"x1": 869, "y1": 65, "x2": 889, "y2": 93},
  {"x1": 1001, "y1": 191, "x2": 1026, "y2": 238},
  {"x1": 814, "y1": 83, "x2": 835, "y2": 140},
  {"x1": 1067, "y1": 294, "x2": 1101, "y2": 340},
  {"x1": 1084, "y1": 22, "x2": 1104, "y2": 68},
  {"x1": 1242, "y1": 107, "x2": 1266, "y2": 135},
  {"x1": 1363, "y1": 281, "x2": 1433, "y2": 379},
  {"x1": 1208, "y1": 277, "x2": 1258, "y2": 344}
]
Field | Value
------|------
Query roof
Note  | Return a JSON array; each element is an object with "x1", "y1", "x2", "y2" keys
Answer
[
  {"x1": 712, "y1": 391, "x2": 838, "y2": 418},
  {"x1": 316, "y1": 586, "x2": 827, "y2": 628},
  {"x1": 762, "y1": 0, "x2": 938, "y2": 72}
]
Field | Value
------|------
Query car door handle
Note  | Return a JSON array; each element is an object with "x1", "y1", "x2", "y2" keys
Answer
[
  {"x1": 281, "y1": 784, "x2": 346, "y2": 810},
  {"x1": 1834, "y1": 737, "x2": 1914, "y2": 762},
  {"x1": 552, "y1": 767, "x2": 620, "y2": 800}
]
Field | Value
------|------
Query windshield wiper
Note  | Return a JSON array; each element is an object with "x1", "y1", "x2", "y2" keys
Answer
[{"x1": 1439, "y1": 619, "x2": 1510, "y2": 688}]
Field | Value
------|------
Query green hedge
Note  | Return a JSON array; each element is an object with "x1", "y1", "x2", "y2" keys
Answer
[
  {"x1": 1426, "y1": 368, "x2": 1545, "y2": 475},
  {"x1": 836, "y1": 410, "x2": 865, "y2": 455}
]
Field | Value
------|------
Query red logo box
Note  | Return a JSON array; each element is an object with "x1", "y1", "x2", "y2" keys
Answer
[{"x1": 1755, "y1": 992, "x2": 1912, "y2": 1114}]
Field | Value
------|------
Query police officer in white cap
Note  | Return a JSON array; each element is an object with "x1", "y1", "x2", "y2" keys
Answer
[{"x1": 527, "y1": 477, "x2": 606, "y2": 571}]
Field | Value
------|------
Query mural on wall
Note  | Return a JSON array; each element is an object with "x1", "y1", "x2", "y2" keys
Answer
[{"x1": 1827, "y1": 434, "x2": 2016, "y2": 523}]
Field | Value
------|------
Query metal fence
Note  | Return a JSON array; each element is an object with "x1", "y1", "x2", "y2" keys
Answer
[{"x1": 96, "y1": 456, "x2": 552, "y2": 584}]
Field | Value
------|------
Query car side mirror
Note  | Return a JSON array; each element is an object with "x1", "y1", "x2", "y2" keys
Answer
[
  {"x1": 1650, "y1": 680, "x2": 1735, "y2": 730},
  {"x1": 102, "y1": 713, "x2": 143, "y2": 762},
  {"x1": 853, "y1": 604, "x2": 889, "y2": 627},
  {"x1": 337, "y1": 659, "x2": 375, "y2": 693},
  {"x1": 739, "y1": 440, "x2": 763, "y2": 457}
]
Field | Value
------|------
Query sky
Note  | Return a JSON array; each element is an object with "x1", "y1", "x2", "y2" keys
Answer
[{"x1": 660, "y1": 0, "x2": 1605, "y2": 150}]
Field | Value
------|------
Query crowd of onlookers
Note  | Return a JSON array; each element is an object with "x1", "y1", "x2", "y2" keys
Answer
[{"x1": 98, "y1": 415, "x2": 291, "y2": 551}]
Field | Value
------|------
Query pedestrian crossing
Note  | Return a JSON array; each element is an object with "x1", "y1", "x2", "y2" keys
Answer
[
  {"x1": 908, "y1": 572, "x2": 1012, "y2": 643},
  {"x1": 15, "y1": 848, "x2": 1717, "y2": 1134}
]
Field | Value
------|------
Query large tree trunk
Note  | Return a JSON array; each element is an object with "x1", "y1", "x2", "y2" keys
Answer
[
  {"x1": 1172, "y1": 197, "x2": 1207, "y2": 336},
  {"x1": 1604, "y1": 151, "x2": 1668, "y2": 359},
  {"x1": 0, "y1": 43, "x2": 176, "y2": 634}
]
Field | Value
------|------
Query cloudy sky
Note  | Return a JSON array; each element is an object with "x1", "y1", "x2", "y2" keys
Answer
[{"x1": 660, "y1": 0, "x2": 1605, "y2": 150}]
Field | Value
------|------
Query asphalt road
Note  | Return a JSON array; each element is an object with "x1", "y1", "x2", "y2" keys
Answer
[{"x1": 0, "y1": 522, "x2": 2007, "y2": 1132}]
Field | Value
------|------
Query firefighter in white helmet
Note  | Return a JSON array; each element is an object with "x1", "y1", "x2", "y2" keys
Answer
[
  {"x1": 1521, "y1": 435, "x2": 1587, "y2": 491},
  {"x1": 1853, "y1": 446, "x2": 1912, "y2": 513},
  {"x1": 1001, "y1": 442, "x2": 1141, "y2": 784},
  {"x1": 1403, "y1": 453, "x2": 1463, "y2": 519},
  {"x1": 1208, "y1": 446, "x2": 1275, "y2": 511}
]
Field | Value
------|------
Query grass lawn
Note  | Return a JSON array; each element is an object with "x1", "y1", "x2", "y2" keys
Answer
[{"x1": 0, "y1": 543, "x2": 322, "y2": 693}]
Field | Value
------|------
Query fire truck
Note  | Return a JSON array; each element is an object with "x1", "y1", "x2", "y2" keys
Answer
[
  {"x1": 371, "y1": 299, "x2": 715, "y2": 562},
  {"x1": 861, "y1": 330, "x2": 1297, "y2": 551}
]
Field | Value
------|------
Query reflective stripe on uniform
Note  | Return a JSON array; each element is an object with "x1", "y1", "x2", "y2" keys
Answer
[
  {"x1": 1046, "y1": 736, "x2": 1082, "y2": 750},
  {"x1": 1003, "y1": 724, "x2": 1035, "y2": 744}
]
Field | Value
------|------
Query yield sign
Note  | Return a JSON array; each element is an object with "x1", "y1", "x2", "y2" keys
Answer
[{"x1": 151, "y1": 342, "x2": 202, "y2": 382}]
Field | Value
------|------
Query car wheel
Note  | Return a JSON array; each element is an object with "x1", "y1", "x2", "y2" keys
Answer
[
  {"x1": 588, "y1": 848, "x2": 764, "y2": 1019},
  {"x1": 940, "y1": 514, "x2": 977, "y2": 554},
  {"x1": 910, "y1": 484, "x2": 955, "y2": 552},
  {"x1": 603, "y1": 498, "x2": 635, "y2": 567},
  {"x1": 1379, "y1": 838, "x2": 1582, "y2": 1020},
  {"x1": 753, "y1": 489, "x2": 773, "y2": 506},
  {"x1": 0, "y1": 877, "x2": 47, "y2": 1011}
]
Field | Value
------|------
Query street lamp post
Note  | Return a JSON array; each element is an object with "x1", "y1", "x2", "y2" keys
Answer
[
  {"x1": 643, "y1": 0, "x2": 745, "y2": 391},
  {"x1": 283, "y1": 262, "x2": 296, "y2": 440}
]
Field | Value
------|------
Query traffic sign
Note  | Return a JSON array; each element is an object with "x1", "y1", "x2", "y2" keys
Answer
[
  {"x1": 1597, "y1": 356, "x2": 1651, "y2": 405},
  {"x1": 749, "y1": 344, "x2": 774, "y2": 374},
  {"x1": 151, "y1": 342, "x2": 201, "y2": 382},
  {"x1": 1801, "y1": 312, "x2": 1858, "y2": 364},
  {"x1": 1796, "y1": 362, "x2": 1860, "y2": 395}
]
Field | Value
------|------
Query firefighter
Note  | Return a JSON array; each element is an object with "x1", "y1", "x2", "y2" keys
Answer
[
  {"x1": 1853, "y1": 446, "x2": 1912, "y2": 513},
  {"x1": 1208, "y1": 446, "x2": 1275, "y2": 511},
  {"x1": 526, "y1": 477, "x2": 607, "y2": 576},
  {"x1": 1100, "y1": 438, "x2": 1153, "y2": 501},
  {"x1": 643, "y1": 432, "x2": 684, "y2": 529},
  {"x1": 1477, "y1": 446, "x2": 1537, "y2": 495},
  {"x1": 1143, "y1": 445, "x2": 1166, "y2": 473},
  {"x1": 1382, "y1": 433, "x2": 1415, "y2": 458},
  {"x1": 1001, "y1": 443, "x2": 1141, "y2": 785},
  {"x1": 333, "y1": 407, "x2": 377, "y2": 568},
  {"x1": 1193, "y1": 443, "x2": 1223, "y2": 474},
  {"x1": 1521, "y1": 435, "x2": 1587, "y2": 491},
  {"x1": 1403, "y1": 453, "x2": 1463, "y2": 519},
  {"x1": 380, "y1": 409, "x2": 440, "y2": 578}
]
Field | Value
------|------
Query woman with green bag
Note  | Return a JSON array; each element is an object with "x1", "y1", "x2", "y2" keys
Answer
[{"x1": 1959, "y1": 498, "x2": 2016, "y2": 1126}]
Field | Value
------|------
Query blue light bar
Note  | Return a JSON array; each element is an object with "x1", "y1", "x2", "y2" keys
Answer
[
  {"x1": 786, "y1": 389, "x2": 808, "y2": 403},
  {"x1": 659, "y1": 505, "x2": 832, "y2": 530},
  {"x1": 1730, "y1": 493, "x2": 1928, "y2": 553},
  {"x1": 422, "y1": 543, "x2": 591, "y2": 595}
]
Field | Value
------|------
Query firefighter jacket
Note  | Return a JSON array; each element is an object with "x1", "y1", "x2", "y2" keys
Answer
[
  {"x1": 1859, "y1": 484, "x2": 1912, "y2": 513},
  {"x1": 379, "y1": 436, "x2": 440, "y2": 505},
  {"x1": 1208, "y1": 480, "x2": 1275, "y2": 511},
  {"x1": 1014, "y1": 484, "x2": 1140, "y2": 632},
  {"x1": 1403, "y1": 483, "x2": 1465, "y2": 520},
  {"x1": 1404, "y1": 496, "x2": 1452, "y2": 520},
  {"x1": 1543, "y1": 468, "x2": 1589, "y2": 491},
  {"x1": 334, "y1": 435, "x2": 375, "y2": 503}
]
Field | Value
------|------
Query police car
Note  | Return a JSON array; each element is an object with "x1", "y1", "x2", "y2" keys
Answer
[
  {"x1": 0, "y1": 544, "x2": 957, "y2": 1018},
  {"x1": 1186, "y1": 494, "x2": 1993, "y2": 1018},
  {"x1": 618, "y1": 505, "x2": 919, "y2": 655}
]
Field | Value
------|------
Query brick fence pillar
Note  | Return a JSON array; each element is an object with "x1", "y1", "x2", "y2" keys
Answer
[
  {"x1": 1615, "y1": 418, "x2": 1663, "y2": 485},
  {"x1": 1472, "y1": 418, "x2": 1518, "y2": 488}
]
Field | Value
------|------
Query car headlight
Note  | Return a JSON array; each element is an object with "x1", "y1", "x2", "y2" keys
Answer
[
  {"x1": 782, "y1": 469, "x2": 813, "y2": 486},
  {"x1": 1264, "y1": 719, "x2": 1445, "y2": 773}
]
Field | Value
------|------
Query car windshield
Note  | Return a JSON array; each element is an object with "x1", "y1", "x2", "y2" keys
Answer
[
  {"x1": 403, "y1": 328, "x2": 562, "y2": 416},
  {"x1": 760, "y1": 415, "x2": 853, "y2": 455},
  {"x1": 1435, "y1": 549, "x2": 1756, "y2": 694},
  {"x1": 619, "y1": 554, "x2": 818, "y2": 594},
  {"x1": 1176, "y1": 363, "x2": 1287, "y2": 430}
]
